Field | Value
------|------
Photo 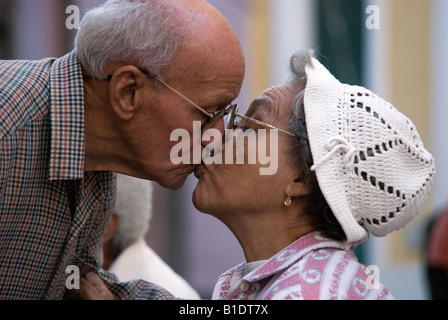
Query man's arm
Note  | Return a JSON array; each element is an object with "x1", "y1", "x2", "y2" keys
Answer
[
  {"x1": 79, "y1": 270, "x2": 176, "y2": 300},
  {"x1": 99, "y1": 268, "x2": 176, "y2": 300}
]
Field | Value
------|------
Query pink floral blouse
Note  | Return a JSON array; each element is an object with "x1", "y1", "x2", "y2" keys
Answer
[{"x1": 212, "y1": 231, "x2": 394, "y2": 300}]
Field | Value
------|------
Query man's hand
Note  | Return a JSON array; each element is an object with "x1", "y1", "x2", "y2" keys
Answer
[{"x1": 80, "y1": 272, "x2": 115, "y2": 300}]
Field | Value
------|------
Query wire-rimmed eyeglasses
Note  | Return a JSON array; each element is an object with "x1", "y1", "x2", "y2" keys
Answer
[
  {"x1": 84, "y1": 69, "x2": 295, "y2": 136},
  {"x1": 222, "y1": 103, "x2": 295, "y2": 136}
]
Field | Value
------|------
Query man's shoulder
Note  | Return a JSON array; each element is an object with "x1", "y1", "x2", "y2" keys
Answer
[
  {"x1": 0, "y1": 58, "x2": 56, "y2": 139},
  {"x1": 0, "y1": 57, "x2": 55, "y2": 90}
]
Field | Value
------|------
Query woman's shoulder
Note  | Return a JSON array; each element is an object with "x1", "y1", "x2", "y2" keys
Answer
[{"x1": 263, "y1": 247, "x2": 394, "y2": 300}]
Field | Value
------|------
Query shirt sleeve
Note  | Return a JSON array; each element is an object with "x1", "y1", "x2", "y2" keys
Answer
[
  {"x1": 76, "y1": 173, "x2": 176, "y2": 300},
  {"x1": 98, "y1": 268, "x2": 176, "y2": 300}
]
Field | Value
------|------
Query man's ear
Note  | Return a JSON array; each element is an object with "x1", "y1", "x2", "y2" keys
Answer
[{"x1": 109, "y1": 66, "x2": 147, "y2": 121}]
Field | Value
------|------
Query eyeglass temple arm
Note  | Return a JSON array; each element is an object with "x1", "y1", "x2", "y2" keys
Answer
[
  {"x1": 153, "y1": 77, "x2": 214, "y2": 118},
  {"x1": 234, "y1": 113, "x2": 296, "y2": 137},
  {"x1": 99, "y1": 69, "x2": 215, "y2": 119}
]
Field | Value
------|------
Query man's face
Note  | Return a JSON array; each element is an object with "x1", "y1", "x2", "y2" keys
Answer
[{"x1": 127, "y1": 32, "x2": 245, "y2": 189}]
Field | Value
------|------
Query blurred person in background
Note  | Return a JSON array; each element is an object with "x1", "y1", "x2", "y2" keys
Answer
[
  {"x1": 103, "y1": 174, "x2": 200, "y2": 299},
  {"x1": 426, "y1": 204, "x2": 448, "y2": 299},
  {"x1": 0, "y1": 0, "x2": 244, "y2": 299}
]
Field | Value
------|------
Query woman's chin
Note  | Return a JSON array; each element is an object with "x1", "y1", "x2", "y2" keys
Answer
[
  {"x1": 192, "y1": 186, "x2": 205, "y2": 213},
  {"x1": 192, "y1": 185, "x2": 215, "y2": 215}
]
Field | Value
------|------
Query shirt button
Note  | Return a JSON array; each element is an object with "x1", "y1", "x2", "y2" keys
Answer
[
  {"x1": 240, "y1": 282, "x2": 250, "y2": 292},
  {"x1": 239, "y1": 292, "x2": 248, "y2": 299}
]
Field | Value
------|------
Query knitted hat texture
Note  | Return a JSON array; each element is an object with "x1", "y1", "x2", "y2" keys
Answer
[{"x1": 304, "y1": 58, "x2": 436, "y2": 243}]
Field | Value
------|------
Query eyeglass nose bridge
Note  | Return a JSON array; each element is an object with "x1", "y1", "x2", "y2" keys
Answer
[
  {"x1": 223, "y1": 103, "x2": 239, "y2": 130},
  {"x1": 199, "y1": 103, "x2": 238, "y2": 132}
]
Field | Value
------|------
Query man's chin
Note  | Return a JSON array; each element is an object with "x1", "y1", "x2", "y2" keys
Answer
[
  {"x1": 157, "y1": 177, "x2": 186, "y2": 190},
  {"x1": 156, "y1": 167, "x2": 196, "y2": 190}
]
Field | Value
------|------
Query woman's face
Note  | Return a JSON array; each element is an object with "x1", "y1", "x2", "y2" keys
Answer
[{"x1": 192, "y1": 83, "x2": 302, "y2": 218}]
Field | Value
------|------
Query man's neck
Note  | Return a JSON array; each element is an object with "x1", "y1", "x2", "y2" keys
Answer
[{"x1": 83, "y1": 78, "x2": 122, "y2": 172}]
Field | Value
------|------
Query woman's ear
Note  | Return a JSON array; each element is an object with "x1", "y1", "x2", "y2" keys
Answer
[
  {"x1": 109, "y1": 66, "x2": 147, "y2": 121},
  {"x1": 285, "y1": 173, "x2": 312, "y2": 199}
]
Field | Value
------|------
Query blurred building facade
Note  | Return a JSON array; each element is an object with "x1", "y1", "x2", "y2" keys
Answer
[{"x1": 1, "y1": 0, "x2": 446, "y2": 299}]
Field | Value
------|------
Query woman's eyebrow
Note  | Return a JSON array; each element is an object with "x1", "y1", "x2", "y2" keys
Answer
[{"x1": 247, "y1": 98, "x2": 271, "y2": 114}]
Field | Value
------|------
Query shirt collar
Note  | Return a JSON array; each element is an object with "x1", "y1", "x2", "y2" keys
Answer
[
  {"x1": 49, "y1": 51, "x2": 85, "y2": 180},
  {"x1": 241, "y1": 232, "x2": 355, "y2": 283}
]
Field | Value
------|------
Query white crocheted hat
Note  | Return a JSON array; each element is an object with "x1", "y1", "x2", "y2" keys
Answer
[{"x1": 304, "y1": 58, "x2": 436, "y2": 243}]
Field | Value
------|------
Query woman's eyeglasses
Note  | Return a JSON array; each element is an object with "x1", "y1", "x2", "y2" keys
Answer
[{"x1": 222, "y1": 104, "x2": 295, "y2": 136}]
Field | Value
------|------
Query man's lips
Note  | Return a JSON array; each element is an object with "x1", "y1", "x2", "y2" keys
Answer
[
  {"x1": 194, "y1": 163, "x2": 205, "y2": 178},
  {"x1": 194, "y1": 149, "x2": 216, "y2": 178}
]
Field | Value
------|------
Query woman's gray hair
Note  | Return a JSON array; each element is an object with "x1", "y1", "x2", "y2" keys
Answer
[
  {"x1": 288, "y1": 49, "x2": 314, "y2": 184},
  {"x1": 74, "y1": 0, "x2": 182, "y2": 78},
  {"x1": 113, "y1": 174, "x2": 153, "y2": 252},
  {"x1": 288, "y1": 50, "x2": 346, "y2": 241}
]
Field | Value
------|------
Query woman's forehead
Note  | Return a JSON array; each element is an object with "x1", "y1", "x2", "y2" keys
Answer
[
  {"x1": 251, "y1": 84, "x2": 295, "y2": 114},
  {"x1": 259, "y1": 84, "x2": 295, "y2": 104}
]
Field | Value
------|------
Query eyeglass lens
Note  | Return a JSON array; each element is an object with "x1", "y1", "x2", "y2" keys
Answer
[{"x1": 223, "y1": 104, "x2": 238, "y2": 130}]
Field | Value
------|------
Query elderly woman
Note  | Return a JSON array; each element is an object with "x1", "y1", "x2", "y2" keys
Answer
[{"x1": 192, "y1": 50, "x2": 435, "y2": 300}]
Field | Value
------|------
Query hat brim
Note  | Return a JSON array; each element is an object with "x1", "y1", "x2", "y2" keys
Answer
[{"x1": 304, "y1": 59, "x2": 369, "y2": 243}]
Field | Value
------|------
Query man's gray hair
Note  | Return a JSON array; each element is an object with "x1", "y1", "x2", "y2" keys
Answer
[
  {"x1": 113, "y1": 174, "x2": 153, "y2": 251},
  {"x1": 75, "y1": 0, "x2": 182, "y2": 78}
]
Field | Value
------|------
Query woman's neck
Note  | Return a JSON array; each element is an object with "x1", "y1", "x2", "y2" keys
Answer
[{"x1": 222, "y1": 208, "x2": 316, "y2": 263}]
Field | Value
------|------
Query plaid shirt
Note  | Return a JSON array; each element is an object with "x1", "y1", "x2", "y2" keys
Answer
[{"x1": 0, "y1": 51, "x2": 174, "y2": 300}]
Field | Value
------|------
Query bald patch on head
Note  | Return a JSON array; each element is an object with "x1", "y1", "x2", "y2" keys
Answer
[
  {"x1": 161, "y1": 0, "x2": 245, "y2": 84},
  {"x1": 167, "y1": 0, "x2": 237, "y2": 42}
]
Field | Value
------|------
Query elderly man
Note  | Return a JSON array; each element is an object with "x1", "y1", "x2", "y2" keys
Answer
[{"x1": 0, "y1": 0, "x2": 244, "y2": 299}]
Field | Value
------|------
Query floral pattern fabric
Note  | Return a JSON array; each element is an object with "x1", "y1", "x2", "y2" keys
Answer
[{"x1": 212, "y1": 232, "x2": 394, "y2": 300}]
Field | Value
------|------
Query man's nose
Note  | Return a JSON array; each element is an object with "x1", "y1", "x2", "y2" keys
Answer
[{"x1": 201, "y1": 117, "x2": 226, "y2": 147}]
